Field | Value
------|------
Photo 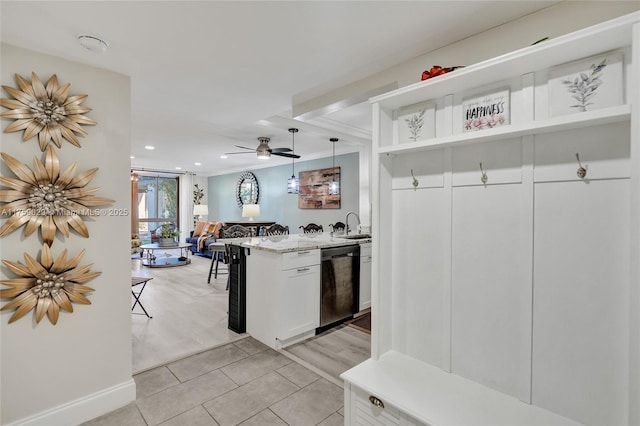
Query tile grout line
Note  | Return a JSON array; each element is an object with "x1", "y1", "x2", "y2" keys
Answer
[{"x1": 279, "y1": 349, "x2": 345, "y2": 389}]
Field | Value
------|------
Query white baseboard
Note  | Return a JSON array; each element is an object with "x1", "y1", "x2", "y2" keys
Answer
[{"x1": 5, "y1": 379, "x2": 136, "y2": 426}]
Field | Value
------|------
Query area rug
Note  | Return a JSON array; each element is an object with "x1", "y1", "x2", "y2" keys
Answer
[{"x1": 347, "y1": 312, "x2": 371, "y2": 334}]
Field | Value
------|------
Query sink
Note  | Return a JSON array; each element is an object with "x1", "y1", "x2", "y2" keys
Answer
[{"x1": 334, "y1": 233, "x2": 371, "y2": 240}]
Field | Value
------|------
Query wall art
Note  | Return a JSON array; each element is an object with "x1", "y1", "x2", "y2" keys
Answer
[
  {"x1": 462, "y1": 89, "x2": 510, "y2": 132},
  {"x1": 0, "y1": 243, "x2": 100, "y2": 324},
  {"x1": 298, "y1": 167, "x2": 340, "y2": 209},
  {"x1": 397, "y1": 101, "x2": 436, "y2": 143},
  {"x1": 1, "y1": 72, "x2": 96, "y2": 151},
  {"x1": 548, "y1": 50, "x2": 623, "y2": 117},
  {"x1": 0, "y1": 146, "x2": 114, "y2": 245}
]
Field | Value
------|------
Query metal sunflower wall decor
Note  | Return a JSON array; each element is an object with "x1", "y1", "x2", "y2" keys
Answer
[
  {"x1": 0, "y1": 145, "x2": 114, "y2": 245},
  {"x1": 1, "y1": 72, "x2": 97, "y2": 151},
  {"x1": 0, "y1": 243, "x2": 100, "y2": 324}
]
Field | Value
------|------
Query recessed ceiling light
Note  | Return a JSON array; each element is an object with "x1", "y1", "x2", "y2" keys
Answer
[
  {"x1": 78, "y1": 35, "x2": 109, "y2": 53},
  {"x1": 130, "y1": 156, "x2": 135, "y2": 159},
  {"x1": 194, "y1": 162, "x2": 201, "y2": 166},
  {"x1": 220, "y1": 155, "x2": 227, "y2": 159},
  {"x1": 144, "y1": 145, "x2": 155, "y2": 150},
  {"x1": 175, "y1": 167, "x2": 182, "y2": 170}
]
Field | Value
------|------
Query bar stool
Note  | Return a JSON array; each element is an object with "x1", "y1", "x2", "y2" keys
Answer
[
  {"x1": 207, "y1": 242, "x2": 227, "y2": 284},
  {"x1": 131, "y1": 276, "x2": 154, "y2": 318}
]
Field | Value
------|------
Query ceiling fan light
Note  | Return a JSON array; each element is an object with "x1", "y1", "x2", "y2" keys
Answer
[{"x1": 257, "y1": 137, "x2": 271, "y2": 159}]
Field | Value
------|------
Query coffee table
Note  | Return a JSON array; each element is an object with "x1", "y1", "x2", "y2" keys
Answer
[{"x1": 140, "y1": 243, "x2": 192, "y2": 267}]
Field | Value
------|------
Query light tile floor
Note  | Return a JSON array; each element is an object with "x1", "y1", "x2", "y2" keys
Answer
[
  {"x1": 131, "y1": 253, "x2": 244, "y2": 373},
  {"x1": 83, "y1": 336, "x2": 345, "y2": 426},
  {"x1": 106, "y1": 249, "x2": 369, "y2": 425}
]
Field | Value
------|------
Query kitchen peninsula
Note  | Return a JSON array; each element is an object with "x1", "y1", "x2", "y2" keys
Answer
[{"x1": 223, "y1": 233, "x2": 372, "y2": 350}]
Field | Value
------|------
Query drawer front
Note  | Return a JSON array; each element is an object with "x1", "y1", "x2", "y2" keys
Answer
[
  {"x1": 452, "y1": 138, "x2": 522, "y2": 186},
  {"x1": 354, "y1": 387, "x2": 402, "y2": 426},
  {"x1": 350, "y1": 386, "x2": 430, "y2": 426},
  {"x1": 281, "y1": 249, "x2": 320, "y2": 270},
  {"x1": 534, "y1": 121, "x2": 629, "y2": 183}
]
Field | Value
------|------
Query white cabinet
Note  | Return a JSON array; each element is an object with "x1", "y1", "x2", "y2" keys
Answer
[
  {"x1": 359, "y1": 243, "x2": 372, "y2": 311},
  {"x1": 279, "y1": 252, "x2": 320, "y2": 341},
  {"x1": 246, "y1": 249, "x2": 320, "y2": 350},
  {"x1": 343, "y1": 11, "x2": 640, "y2": 426}
]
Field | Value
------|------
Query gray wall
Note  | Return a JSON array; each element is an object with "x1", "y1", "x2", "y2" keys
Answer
[{"x1": 208, "y1": 152, "x2": 359, "y2": 232}]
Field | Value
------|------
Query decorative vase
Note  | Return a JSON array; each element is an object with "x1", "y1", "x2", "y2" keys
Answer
[{"x1": 158, "y1": 237, "x2": 176, "y2": 247}]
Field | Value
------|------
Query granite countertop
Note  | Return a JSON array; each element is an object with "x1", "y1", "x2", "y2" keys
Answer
[{"x1": 219, "y1": 232, "x2": 372, "y2": 253}]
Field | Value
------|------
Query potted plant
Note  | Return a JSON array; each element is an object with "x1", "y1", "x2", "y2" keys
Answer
[{"x1": 157, "y1": 223, "x2": 179, "y2": 247}]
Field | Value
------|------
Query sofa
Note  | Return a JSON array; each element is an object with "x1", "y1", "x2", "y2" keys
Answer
[{"x1": 185, "y1": 221, "x2": 223, "y2": 258}]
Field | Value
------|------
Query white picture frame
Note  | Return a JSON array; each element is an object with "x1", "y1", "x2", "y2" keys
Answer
[
  {"x1": 462, "y1": 89, "x2": 510, "y2": 133},
  {"x1": 548, "y1": 50, "x2": 623, "y2": 117},
  {"x1": 397, "y1": 101, "x2": 436, "y2": 143}
]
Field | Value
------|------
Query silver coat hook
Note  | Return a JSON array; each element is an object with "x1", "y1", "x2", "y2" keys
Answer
[
  {"x1": 410, "y1": 169, "x2": 419, "y2": 188},
  {"x1": 576, "y1": 153, "x2": 587, "y2": 179},
  {"x1": 479, "y1": 162, "x2": 488, "y2": 184}
]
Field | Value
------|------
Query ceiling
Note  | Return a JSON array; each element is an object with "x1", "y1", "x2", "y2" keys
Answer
[{"x1": 1, "y1": 1, "x2": 559, "y2": 176}]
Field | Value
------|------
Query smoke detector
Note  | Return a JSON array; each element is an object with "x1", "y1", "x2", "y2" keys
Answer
[{"x1": 78, "y1": 35, "x2": 109, "y2": 53}]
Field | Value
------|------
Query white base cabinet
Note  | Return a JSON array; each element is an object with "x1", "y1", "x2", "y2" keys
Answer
[
  {"x1": 246, "y1": 249, "x2": 320, "y2": 350},
  {"x1": 343, "y1": 12, "x2": 640, "y2": 426},
  {"x1": 359, "y1": 243, "x2": 372, "y2": 311}
]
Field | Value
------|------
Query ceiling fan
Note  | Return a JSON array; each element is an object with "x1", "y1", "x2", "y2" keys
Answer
[{"x1": 225, "y1": 137, "x2": 300, "y2": 159}]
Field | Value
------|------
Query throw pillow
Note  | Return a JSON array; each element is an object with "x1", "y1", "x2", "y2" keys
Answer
[
  {"x1": 205, "y1": 221, "x2": 222, "y2": 238},
  {"x1": 193, "y1": 221, "x2": 206, "y2": 237}
]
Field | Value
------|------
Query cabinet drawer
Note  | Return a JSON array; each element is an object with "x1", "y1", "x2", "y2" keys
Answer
[
  {"x1": 281, "y1": 249, "x2": 320, "y2": 270},
  {"x1": 534, "y1": 122, "x2": 630, "y2": 182},
  {"x1": 352, "y1": 386, "x2": 428, "y2": 426},
  {"x1": 452, "y1": 138, "x2": 522, "y2": 186}
]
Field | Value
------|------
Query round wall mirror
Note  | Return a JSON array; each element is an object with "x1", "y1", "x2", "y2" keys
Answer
[{"x1": 236, "y1": 171, "x2": 259, "y2": 208}]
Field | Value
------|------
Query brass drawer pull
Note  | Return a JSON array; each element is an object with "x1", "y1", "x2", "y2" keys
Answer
[{"x1": 369, "y1": 395, "x2": 385, "y2": 409}]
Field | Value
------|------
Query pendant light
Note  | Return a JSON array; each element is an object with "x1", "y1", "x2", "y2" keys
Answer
[
  {"x1": 328, "y1": 138, "x2": 340, "y2": 195},
  {"x1": 287, "y1": 128, "x2": 299, "y2": 194}
]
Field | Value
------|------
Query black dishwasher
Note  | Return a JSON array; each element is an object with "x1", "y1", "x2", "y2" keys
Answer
[{"x1": 318, "y1": 245, "x2": 360, "y2": 333}]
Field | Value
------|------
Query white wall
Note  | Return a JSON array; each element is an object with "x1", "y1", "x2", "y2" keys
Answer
[{"x1": 0, "y1": 44, "x2": 134, "y2": 425}]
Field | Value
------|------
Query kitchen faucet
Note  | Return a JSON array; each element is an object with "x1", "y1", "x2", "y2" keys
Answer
[{"x1": 345, "y1": 211, "x2": 361, "y2": 235}]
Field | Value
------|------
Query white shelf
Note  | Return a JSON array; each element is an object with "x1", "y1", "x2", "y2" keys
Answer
[
  {"x1": 371, "y1": 12, "x2": 639, "y2": 111},
  {"x1": 342, "y1": 351, "x2": 580, "y2": 426},
  {"x1": 378, "y1": 104, "x2": 631, "y2": 156}
]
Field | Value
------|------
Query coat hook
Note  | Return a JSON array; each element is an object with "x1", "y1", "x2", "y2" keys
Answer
[
  {"x1": 410, "y1": 169, "x2": 419, "y2": 188},
  {"x1": 576, "y1": 153, "x2": 587, "y2": 179},
  {"x1": 479, "y1": 162, "x2": 488, "y2": 184}
]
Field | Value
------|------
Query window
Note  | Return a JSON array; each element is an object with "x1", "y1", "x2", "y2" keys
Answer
[{"x1": 132, "y1": 173, "x2": 179, "y2": 241}]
